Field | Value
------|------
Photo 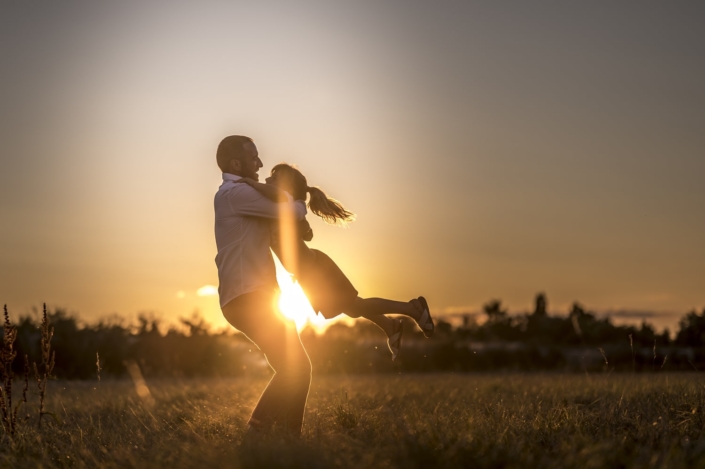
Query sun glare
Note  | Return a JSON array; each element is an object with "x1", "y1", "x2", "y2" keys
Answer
[{"x1": 274, "y1": 258, "x2": 329, "y2": 333}]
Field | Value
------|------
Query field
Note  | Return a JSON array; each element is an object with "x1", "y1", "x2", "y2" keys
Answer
[{"x1": 3, "y1": 373, "x2": 705, "y2": 468}]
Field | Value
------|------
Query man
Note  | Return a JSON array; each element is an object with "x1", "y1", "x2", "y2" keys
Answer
[{"x1": 214, "y1": 135, "x2": 311, "y2": 434}]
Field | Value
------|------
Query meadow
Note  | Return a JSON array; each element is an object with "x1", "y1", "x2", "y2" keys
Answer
[{"x1": 2, "y1": 373, "x2": 705, "y2": 468}]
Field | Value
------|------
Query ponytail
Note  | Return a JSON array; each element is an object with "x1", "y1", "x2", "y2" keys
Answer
[
  {"x1": 270, "y1": 163, "x2": 356, "y2": 225},
  {"x1": 306, "y1": 186, "x2": 355, "y2": 225}
]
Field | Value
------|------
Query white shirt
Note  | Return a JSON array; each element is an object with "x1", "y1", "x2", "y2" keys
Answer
[{"x1": 214, "y1": 173, "x2": 307, "y2": 308}]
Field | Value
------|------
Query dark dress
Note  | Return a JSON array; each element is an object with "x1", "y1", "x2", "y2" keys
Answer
[{"x1": 271, "y1": 218, "x2": 358, "y2": 319}]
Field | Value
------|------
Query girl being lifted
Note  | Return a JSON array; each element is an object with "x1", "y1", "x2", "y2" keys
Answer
[{"x1": 236, "y1": 163, "x2": 434, "y2": 360}]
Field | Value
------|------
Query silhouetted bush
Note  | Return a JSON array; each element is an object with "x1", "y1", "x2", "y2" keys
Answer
[
  {"x1": 2, "y1": 295, "x2": 704, "y2": 378},
  {"x1": 3, "y1": 309, "x2": 251, "y2": 379},
  {"x1": 675, "y1": 309, "x2": 705, "y2": 347}
]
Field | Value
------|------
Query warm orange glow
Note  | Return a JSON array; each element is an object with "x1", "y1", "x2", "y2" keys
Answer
[{"x1": 275, "y1": 258, "x2": 329, "y2": 333}]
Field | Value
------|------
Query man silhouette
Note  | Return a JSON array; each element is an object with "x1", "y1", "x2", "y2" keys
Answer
[{"x1": 213, "y1": 135, "x2": 311, "y2": 434}]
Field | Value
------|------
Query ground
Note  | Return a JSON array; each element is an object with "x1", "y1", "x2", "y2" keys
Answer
[{"x1": 2, "y1": 373, "x2": 705, "y2": 468}]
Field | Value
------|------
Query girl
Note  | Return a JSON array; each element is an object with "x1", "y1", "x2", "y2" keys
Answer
[{"x1": 236, "y1": 163, "x2": 434, "y2": 361}]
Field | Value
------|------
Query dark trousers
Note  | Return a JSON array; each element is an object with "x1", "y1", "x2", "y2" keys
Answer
[{"x1": 222, "y1": 289, "x2": 312, "y2": 434}]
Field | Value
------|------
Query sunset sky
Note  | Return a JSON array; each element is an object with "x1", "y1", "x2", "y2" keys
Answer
[{"x1": 1, "y1": 2, "x2": 703, "y2": 331}]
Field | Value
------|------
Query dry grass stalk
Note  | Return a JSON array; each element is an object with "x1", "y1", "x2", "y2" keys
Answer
[
  {"x1": 629, "y1": 334, "x2": 635, "y2": 372},
  {"x1": 598, "y1": 347, "x2": 609, "y2": 372},
  {"x1": 14, "y1": 355, "x2": 30, "y2": 426},
  {"x1": 33, "y1": 303, "x2": 55, "y2": 428},
  {"x1": 96, "y1": 352, "x2": 102, "y2": 382},
  {"x1": 1, "y1": 305, "x2": 17, "y2": 434},
  {"x1": 0, "y1": 305, "x2": 30, "y2": 437},
  {"x1": 661, "y1": 354, "x2": 669, "y2": 369}
]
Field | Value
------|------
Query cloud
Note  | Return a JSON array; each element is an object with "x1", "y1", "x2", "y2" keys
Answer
[
  {"x1": 196, "y1": 285, "x2": 218, "y2": 297},
  {"x1": 438, "y1": 306, "x2": 482, "y2": 316},
  {"x1": 602, "y1": 309, "x2": 674, "y2": 319}
]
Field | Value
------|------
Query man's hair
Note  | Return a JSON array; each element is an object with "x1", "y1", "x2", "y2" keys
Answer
[{"x1": 216, "y1": 135, "x2": 254, "y2": 173}]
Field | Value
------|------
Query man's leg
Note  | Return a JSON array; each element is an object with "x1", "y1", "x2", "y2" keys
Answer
[{"x1": 222, "y1": 291, "x2": 312, "y2": 433}]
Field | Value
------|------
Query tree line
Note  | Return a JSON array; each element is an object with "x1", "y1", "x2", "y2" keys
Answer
[{"x1": 3, "y1": 293, "x2": 705, "y2": 378}]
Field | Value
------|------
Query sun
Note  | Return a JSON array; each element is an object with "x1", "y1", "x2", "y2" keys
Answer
[{"x1": 274, "y1": 257, "x2": 328, "y2": 332}]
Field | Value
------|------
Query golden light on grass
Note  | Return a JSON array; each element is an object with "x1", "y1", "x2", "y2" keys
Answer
[{"x1": 124, "y1": 359, "x2": 154, "y2": 407}]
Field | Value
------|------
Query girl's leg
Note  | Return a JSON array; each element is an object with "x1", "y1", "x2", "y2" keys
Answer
[
  {"x1": 361, "y1": 313, "x2": 395, "y2": 336},
  {"x1": 358, "y1": 313, "x2": 403, "y2": 361},
  {"x1": 347, "y1": 297, "x2": 423, "y2": 322},
  {"x1": 347, "y1": 296, "x2": 434, "y2": 339}
]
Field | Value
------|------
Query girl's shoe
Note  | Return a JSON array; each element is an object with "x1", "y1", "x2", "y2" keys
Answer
[
  {"x1": 387, "y1": 318, "x2": 404, "y2": 361},
  {"x1": 416, "y1": 296, "x2": 434, "y2": 338}
]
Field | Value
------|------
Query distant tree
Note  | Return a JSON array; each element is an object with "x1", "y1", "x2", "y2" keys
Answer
[
  {"x1": 180, "y1": 312, "x2": 209, "y2": 336},
  {"x1": 660, "y1": 328, "x2": 671, "y2": 346},
  {"x1": 533, "y1": 293, "x2": 547, "y2": 317},
  {"x1": 435, "y1": 319, "x2": 453, "y2": 337},
  {"x1": 569, "y1": 303, "x2": 586, "y2": 339},
  {"x1": 484, "y1": 300, "x2": 509, "y2": 326},
  {"x1": 567, "y1": 302, "x2": 626, "y2": 345},
  {"x1": 524, "y1": 293, "x2": 553, "y2": 342},
  {"x1": 635, "y1": 321, "x2": 656, "y2": 347},
  {"x1": 675, "y1": 309, "x2": 705, "y2": 347},
  {"x1": 483, "y1": 300, "x2": 520, "y2": 341}
]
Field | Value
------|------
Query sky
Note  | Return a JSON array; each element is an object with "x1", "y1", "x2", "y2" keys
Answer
[{"x1": 1, "y1": 1, "x2": 703, "y2": 332}]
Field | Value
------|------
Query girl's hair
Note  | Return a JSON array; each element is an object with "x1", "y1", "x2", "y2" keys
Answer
[
  {"x1": 271, "y1": 163, "x2": 355, "y2": 225},
  {"x1": 307, "y1": 186, "x2": 355, "y2": 225}
]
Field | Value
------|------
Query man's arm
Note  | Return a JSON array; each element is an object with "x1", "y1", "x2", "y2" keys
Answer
[
  {"x1": 226, "y1": 184, "x2": 306, "y2": 221},
  {"x1": 235, "y1": 178, "x2": 289, "y2": 202}
]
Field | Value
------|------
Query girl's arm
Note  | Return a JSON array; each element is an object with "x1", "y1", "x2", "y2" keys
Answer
[
  {"x1": 299, "y1": 218, "x2": 314, "y2": 241},
  {"x1": 235, "y1": 177, "x2": 290, "y2": 202}
]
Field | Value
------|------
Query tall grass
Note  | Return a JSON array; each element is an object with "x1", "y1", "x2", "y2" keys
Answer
[
  {"x1": 2, "y1": 373, "x2": 705, "y2": 467},
  {"x1": 1, "y1": 304, "x2": 53, "y2": 437},
  {"x1": 33, "y1": 304, "x2": 55, "y2": 428},
  {"x1": 4, "y1": 302, "x2": 705, "y2": 466},
  {"x1": 0, "y1": 305, "x2": 29, "y2": 437}
]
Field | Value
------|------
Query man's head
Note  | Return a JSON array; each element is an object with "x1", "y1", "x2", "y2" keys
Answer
[{"x1": 216, "y1": 135, "x2": 263, "y2": 180}]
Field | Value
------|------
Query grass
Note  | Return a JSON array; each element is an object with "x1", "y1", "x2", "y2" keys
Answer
[{"x1": 2, "y1": 373, "x2": 705, "y2": 468}]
